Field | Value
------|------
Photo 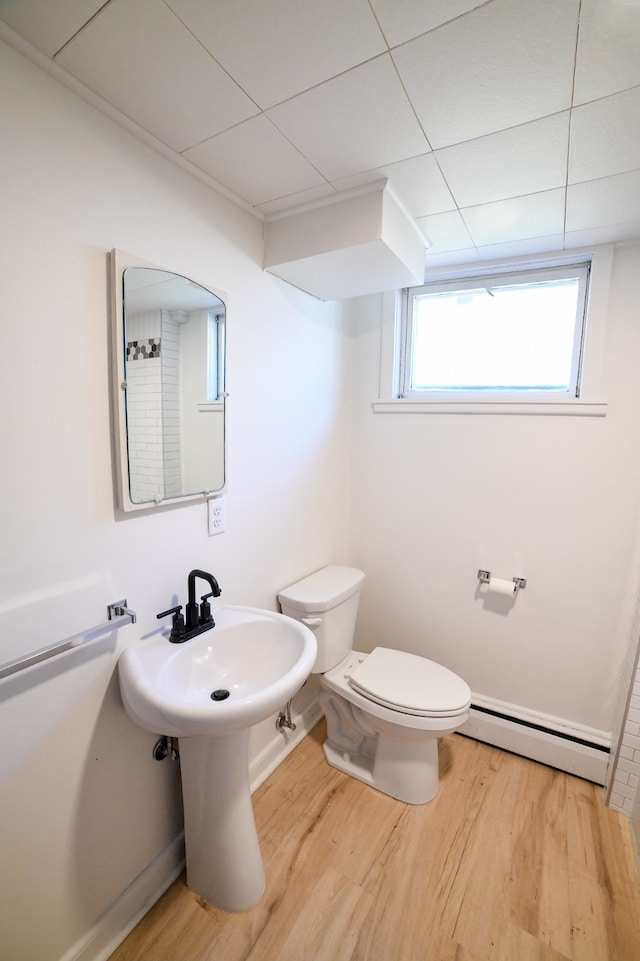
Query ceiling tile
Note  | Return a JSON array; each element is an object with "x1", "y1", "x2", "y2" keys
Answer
[
  {"x1": 165, "y1": 0, "x2": 386, "y2": 109},
  {"x1": 436, "y1": 113, "x2": 570, "y2": 208},
  {"x1": 461, "y1": 188, "x2": 566, "y2": 246},
  {"x1": 267, "y1": 55, "x2": 428, "y2": 181},
  {"x1": 425, "y1": 247, "x2": 482, "y2": 270},
  {"x1": 333, "y1": 153, "x2": 455, "y2": 218},
  {"x1": 0, "y1": 0, "x2": 104, "y2": 56},
  {"x1": 415, "y1": 210, "x2": 475, "y2": 253},
  {"x1": 3, "y1": 0, "x2": 640, "y2": 261},
  {"x1": 574, "y1": 0, "x2": 640, "y2": 104},
  {"x1": 54, "y1": 0, "x2": 258, "y2": 152},
  {"x1": 369, "y1": 0, "x2": 487, "y2": 48},
  {"x1": 257, "y1": 184, "x2": 338, "y2": 217},
  {"x1": 566, "y1": 170, "x2": 640, "y2": 232},
  {"x1": 565, "y1": 221, "x2": 640, "y2": 249},
  {"x1": 183, "y1": 115, "x2": 327, "y2": 207},
  {"x1": 569, "y1": 87, "x2": 640, "y2": 185},
  {"x1": 392, "y1": 0, "x2": 579, "y2": 148},
  {"x1": 321, "y1": 168, "x2": 389, "y2": 197},
  {"x1": 477, "y1": 234, "x2": 566, "y2": 262}
]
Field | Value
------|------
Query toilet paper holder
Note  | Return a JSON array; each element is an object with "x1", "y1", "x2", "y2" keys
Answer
[{"x1": 477, "y1": 570, "x2": 527, "y2": 590}]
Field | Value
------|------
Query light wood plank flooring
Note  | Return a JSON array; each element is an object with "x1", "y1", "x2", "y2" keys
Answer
[{"x1": 109, "y1": 723, "x2": 640, "y2": 961}]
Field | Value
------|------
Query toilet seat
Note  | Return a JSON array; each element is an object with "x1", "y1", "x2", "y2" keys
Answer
[{"x1": 347, "y1": 647, "x2": 471, "y2": 718}]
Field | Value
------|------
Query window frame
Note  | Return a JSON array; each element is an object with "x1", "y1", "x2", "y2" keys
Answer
[
  {"x1": 373, "y1": 248, "x2": 612, "y2": 417},
  {"x1": 206, "y1": 310, "x2": 226, "y2": 403},
  {"x1": 399, "y1": 263, "x2": 590, "y2": 401},
  {"x1": 197, "y1": 310, "x2": 226, "y2": 414}
]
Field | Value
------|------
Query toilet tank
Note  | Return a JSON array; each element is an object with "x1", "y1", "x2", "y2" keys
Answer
[{"x1": 278, "y1": 566, "x2": 365, "y2": 673}]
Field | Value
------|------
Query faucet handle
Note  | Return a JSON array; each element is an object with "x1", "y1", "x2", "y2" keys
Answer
[
  {"x1": 199, "y1": 592, "x2": 216, "y2": 625},
  {"x1": 156, "y1": 605, "x2": 186, "y2": 640},
  {"x1": 157, "y1": 604, "x2": 182, "y2": 619}
]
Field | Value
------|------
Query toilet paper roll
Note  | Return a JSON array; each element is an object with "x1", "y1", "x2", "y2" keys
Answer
[{"x1": 485, "y1": 576, "x2": 517, "y2": 597}]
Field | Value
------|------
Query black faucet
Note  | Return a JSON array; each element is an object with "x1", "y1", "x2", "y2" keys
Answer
[
  {"x1": 186, "y1": 569, "x2": 221, "y2": 629},
  {"x1": 157, "y1": 569, "x2": 222, "y2": 643}
]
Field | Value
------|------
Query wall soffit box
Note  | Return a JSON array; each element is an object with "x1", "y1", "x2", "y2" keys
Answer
[{"x1": 263, "y1": 181, "x2": 427, "y2": 301}]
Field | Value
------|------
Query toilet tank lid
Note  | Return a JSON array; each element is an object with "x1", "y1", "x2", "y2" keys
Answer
[{"x1": 278, "y1": 566, "x2": 365, "y2": 613}]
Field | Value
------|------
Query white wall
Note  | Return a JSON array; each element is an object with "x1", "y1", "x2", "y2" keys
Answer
[
  {"x1": 0, "y1": 41, "x2": 349, "y2": 961},
  {"x1": 346, "y1": 241, "x2": 640, "y2": 743}
]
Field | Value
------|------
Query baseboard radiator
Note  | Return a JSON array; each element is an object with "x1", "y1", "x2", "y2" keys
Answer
[{"x1": 461, "y1": 695, "x2": 610, "y2": 785}]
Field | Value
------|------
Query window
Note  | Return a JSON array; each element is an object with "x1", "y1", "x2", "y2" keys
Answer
[
  {"x1": 400, "y1": 263, "x2": 590, "y2": 400},
  {"x1": 206, "y1": 310, "x2": 226, "y2": 402}
]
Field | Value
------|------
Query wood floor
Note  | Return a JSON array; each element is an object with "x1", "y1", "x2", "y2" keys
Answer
[{"x1": 109, "y1": 723, "x2": 640, "y2": 961}]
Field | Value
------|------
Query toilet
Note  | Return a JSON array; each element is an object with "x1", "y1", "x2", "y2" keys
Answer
[{"x1": 278, "y1": 565, "x2": 471, "y2": 804}]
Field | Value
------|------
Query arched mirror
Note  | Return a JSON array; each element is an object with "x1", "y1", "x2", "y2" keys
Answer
[{"x1": 110, "y1": 250, "x2": 226, "y2": 512}]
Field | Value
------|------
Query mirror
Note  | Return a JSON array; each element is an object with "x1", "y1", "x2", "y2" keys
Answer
[{"x1": 110, "y1": 250, "x2": 226, "y2": 512}]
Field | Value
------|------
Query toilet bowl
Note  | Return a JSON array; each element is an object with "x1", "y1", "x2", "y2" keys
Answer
[{"x1": 278, "y1": 566, "x2": 471, "y2": 804}]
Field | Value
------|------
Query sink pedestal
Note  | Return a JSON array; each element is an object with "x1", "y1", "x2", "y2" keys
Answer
[
  {"x1": 179, "y1": 730, "x2": 265, "y2": 912},
  {"x1": 118, "y1": 604, "x2": 317, "y2": 910}
]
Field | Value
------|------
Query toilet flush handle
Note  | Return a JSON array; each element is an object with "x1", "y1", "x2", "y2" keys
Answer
[{"x1": 301, "y1": 616, "x2": 322, "y2": 629}]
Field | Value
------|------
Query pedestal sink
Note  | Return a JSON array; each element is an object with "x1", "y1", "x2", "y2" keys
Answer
[{"x1": 118, "y1": 605, "x2": 317, "y2": 911}]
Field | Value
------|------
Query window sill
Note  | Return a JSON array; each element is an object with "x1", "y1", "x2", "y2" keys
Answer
[
  {"x1": 372, "y1": 399, "x2": 607, "y2": 416},
  {"x1": 197, "y1": 401, "x2": 224, "y2": 413}
]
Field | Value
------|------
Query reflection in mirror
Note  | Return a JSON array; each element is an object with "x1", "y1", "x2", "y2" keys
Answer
[{"x1": 110, "y1": 251, "x2": 226, "y2": 512}]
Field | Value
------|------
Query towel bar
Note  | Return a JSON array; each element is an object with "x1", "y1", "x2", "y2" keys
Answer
[{"x1": 0, "y1": 599, "x2": 136, "y2": 681}]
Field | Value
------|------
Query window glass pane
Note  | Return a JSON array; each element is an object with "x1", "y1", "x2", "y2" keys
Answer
[
  {"x1": 207, "y1": 312, "x2": 225, "y2": 401},
  {"x1": 410, "y1": 277, "x2": 581, "y2": 392}
]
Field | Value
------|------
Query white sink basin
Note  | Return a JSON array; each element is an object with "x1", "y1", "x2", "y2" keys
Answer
[
  {"x1": 118, "y1": 604, "x2": 317, "y2": 912},
  {"x1": 119, "y1": 604, "x2": 317, "y2": 737}
]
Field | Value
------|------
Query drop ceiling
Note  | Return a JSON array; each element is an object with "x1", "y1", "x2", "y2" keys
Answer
[{"x1": 2, "y1": 0, "x2": 640, "y2": 272}]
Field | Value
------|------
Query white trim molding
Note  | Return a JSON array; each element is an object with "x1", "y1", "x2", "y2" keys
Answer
[
  {"x1": 59, "y1": 835, "x2": 185, "y2": 961},
  {"x1": 373, "y1": 399, "x2": 607, "y2": 416}
]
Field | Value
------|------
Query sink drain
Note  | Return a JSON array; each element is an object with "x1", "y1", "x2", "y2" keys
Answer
[{"x1": 211, "y1": 689, "x2": 230, "y2": 701}]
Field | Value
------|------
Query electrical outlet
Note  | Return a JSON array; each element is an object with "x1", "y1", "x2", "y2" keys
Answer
[{"x1": 207, "y1": 496, "x2": 226, "y2": 536}]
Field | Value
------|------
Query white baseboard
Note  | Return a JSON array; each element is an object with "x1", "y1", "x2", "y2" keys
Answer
[
  {"x1": 60, "y1": 834, "x2": 185, "y2": 961},
  {"x1": 461, "y1": 694, "x2": 610, "y2": 785}
]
